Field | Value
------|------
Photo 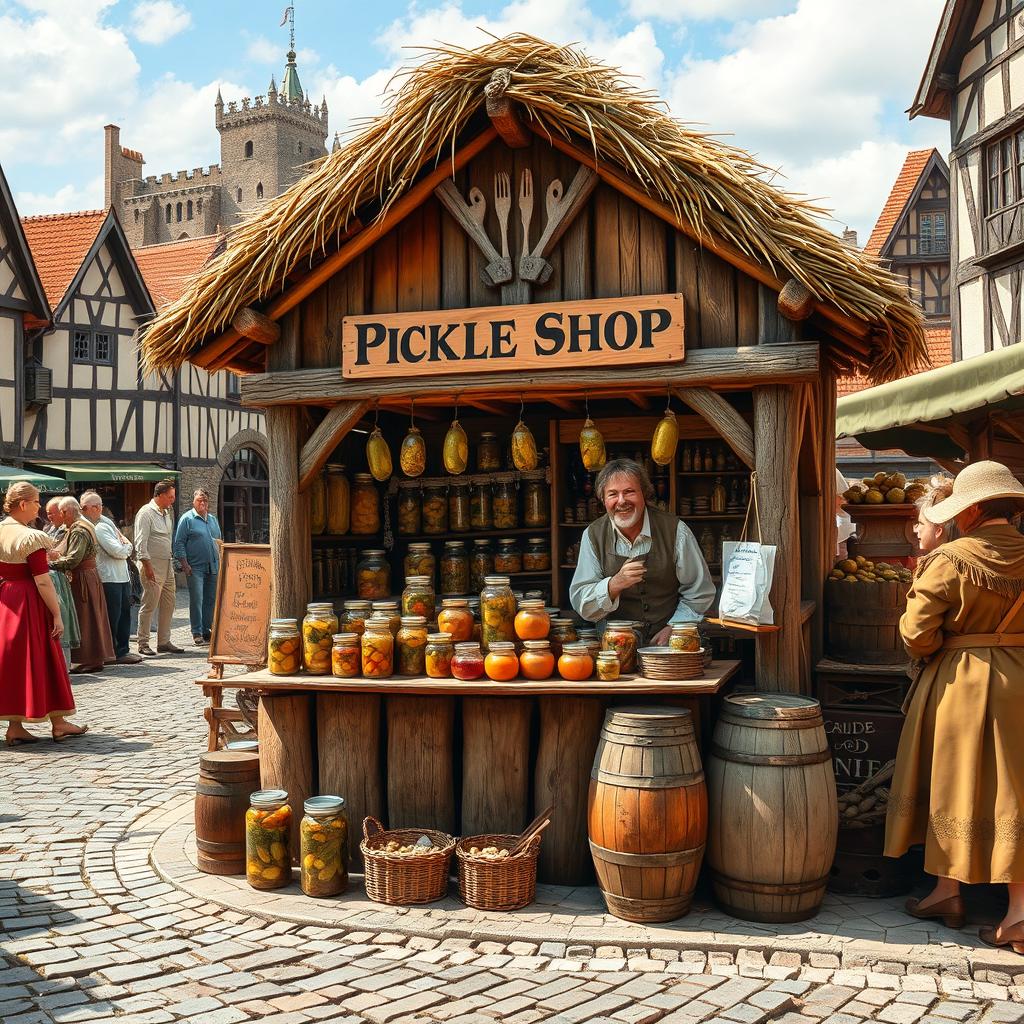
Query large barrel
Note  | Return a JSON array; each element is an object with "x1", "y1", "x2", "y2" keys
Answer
[
  {"x1": 195, "y1": 750, "x2": 260, "y2": 875},
  {"x1": 706, "y1": 694, "x2": 837, "y2": 922},
  {"x1": 587, "y1": 706, "x2": 707, "y2": 923},
  {"x1": 825, "y1": 579, "x2": 909, "y2": 664}
]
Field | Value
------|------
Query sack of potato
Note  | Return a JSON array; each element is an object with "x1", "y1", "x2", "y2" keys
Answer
[
  {"x1": 842, "y1": 471, "x2": 926, "y2": 506},
  {"x1": 827, "y1": 555, "x2": 912, "y2": 585}
]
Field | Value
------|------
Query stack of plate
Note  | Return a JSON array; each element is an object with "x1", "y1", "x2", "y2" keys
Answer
[{"x1": 637, "y1": 646, "x2": 706, "y2": 681}]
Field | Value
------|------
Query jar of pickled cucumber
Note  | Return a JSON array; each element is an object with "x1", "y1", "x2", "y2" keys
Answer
[
  {"x1": 303, "y1": 603, "x2": 338, "y2": 675},
  {"x1": 331, "y1": 633, "x2": 361, "y2": 677},
  {"x1": 310, "y1": 470, "x2": 327, "y2": 536},
  {"x1": 300, "y1": 795, "x2": 348, "y2": 898},
  {"x1": 437, "y1": 598, "x2": 473, "y2": 642},
  {"x1": 602, "y1": 620, "x2": 637, "y2": 674},
  {"x1": 355, "y1": 549, "x2": 391, "y2": 601},
  {"x1": 669, "y1": 623, "x2": 701, "y2": 653},
  {"x1": 480, "y1": 575, "x2": 515, "y2": 651},
  {"x1": 425, "y1": 632, "x2": 454, "y2": 678},
  {"x1": 596, "y1": 651, "x2": 620, "y2": 681},
  {"x1": 440, "y1": 541, "x2": 469, "y2": 595},
  {"x1": 470, "y1": 539, "x2": 494, "y2": 593},
  {"x1": 452, "y1": 641, "x2": 485, "y2": 680},
  {"x1": 494, "y1": 538, "x2": 522, "y2": 574},
  {"x1": 326, "y1": 464, "x2": 350, "y2": 535},
  {"x1": 340, "y1": 599, "x2": 372, "y2": 637},
  {"x1": 268, "y1": 619, "x2": 301, "y2": 675},
  {"x1": 492, "y1": 473, "x2": 518, "y2": 529},
  {"x1": 246, "y1": 790, "x2": 292, "y2": 890},
  {"x1": 521, "y1": 470, "x2": 549, "y2": 528},
  {"x1": 523, "y1": 537, "x2": 550, "y2": 572},
  {"x1": 371, "y1": 600, "x2": 401, "y2": 637},
  {"x1": 397, "y1": 481, "x2": 421, "y2": 535},
  {"x1": 351, "y1": 473, "x2": 380, "y2": 535},
  {"x1": 484, "y1": 640, "x2": 519, "y2": 681},
  {"x1": 548, "y1": 618, "x2": 578, "y2": 661},
  {"x1": 402, "y1": 575, "x2": 436, "y2": 622},
  {"x1": 470, "y1": 476, "x2": 493, "y2": 529},
  {"x1": 404, "y1": 542, "x2": 435, "y2": 586},
  {"x1": 396, "y1": 615, "x2": 428, "y2": 675},
  {"x1": 422, "y1": 482, "x2": 448, "y2": 535},
  {"x1": 448, "y1": 478, "x2": 471, "y2": 533},
  {"x1": 477, "y1": 432, "x2": 501, "y2": 471},
  {"x1": 361, "y1": 616, "x2": 394, "y2": 678},
  {"x1": 514, "y1": 598, "x2": 550, "y2": 640}
]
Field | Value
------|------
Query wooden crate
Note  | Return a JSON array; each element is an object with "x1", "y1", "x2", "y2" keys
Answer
[{"x1": 825, "y1": 579, "x2": 910, "y2": 664}]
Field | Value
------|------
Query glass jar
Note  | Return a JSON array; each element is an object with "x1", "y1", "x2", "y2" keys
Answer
[
  {"x1": 521, "y1": 470, "x2": 550, "y2": 528},
  {"x1": 310, "y1": 471, "x2": 327, "y2": 536},
  {"x1": 470, "y1": 476, "x2": 493, "y2": 530},
  {"x1": 523, "y1": 537, "x2": 550, "y2": 572},
  {"x1": 669, "y1": 624, "x2": 701, "y2": 653},
  {"x1": 401, "y1": 575, "x2": 435, "y2": 622},
  {"x1": 396, "y1": 615, "x2": 428, "y2": 676},
  {"x1": 246, "y1": 789, "x2": 292, "y2": 890},
  {"x1": 602, "y1": 620, "x2": 637, "y2": 674},
  {"x1": 326, "y1": 464, "x2": 350, "y2": 535},
  {"x1": 331, "y1": 633, "x2": 361, "y2": 677},
  {"x1": 452, "y1": 641, "x2": 485, "y2": 680},
  {"x1": 493, "y1": 538, "x2": 521, "y2": 574},
  {"x1": 268, "y1": 618, "x2": 301, "y2": 676},
  {"x1": 425, "y1": 632, "x2": 454, "y2": 678},
  {"x1": 303, "y1": 603, "x2": 338, "y2": 675},
  {"x1": 361, "y1": 617, "x2": 394, "y2": 678},
  {"x1": 300, "y1": 795, "x2": 348, "y2": 898},
  {"x1": 437, "y1": 598, "x2": 474, "y2": 643},
  {"x1": 404, "y1": 542, "x2": 435, "y2": 586},
  {"x1": 468, "y1": 596, "x2": 482, "y2": 643},
  {"x1": 484, "y1": 641, "x2": 519, "y2": 681},
  {"x1": 477, "y1": 432, "x2": 501, "y2": 471},
  {"x1": 340, "y1": 599, "x2": 372, "y2": 637},
  {"x1": 440, "y1": 541, "x2": 469, "y2": 595},
  {"x1": 492, "y1": 474, "x2": 518, "y2": 529},
  {"x1": 596, "y1": 651, "x2": 620, "y2": 681},
  {"x1": 350, "y1": 473, "x2": 380, "y2": 535},
  {"x1": 397, "y1": 481, "x2": 421, "y2": 535},
  {"x1": 371, "y1": 600, "x2": 401, "y2": 637},
  {"x1": 558, "y1": 643, "x2": 594, "y2": 681},
  {"x1": 520, "y1": 639, "x2": 555, "y2": 680},
  {"x1": 548, "y1": 618, "x2": 578, "y2": 661},
  {"x1": 514, "y1": 598, "x2": 550, "y2": 640},
  {"x1": 448, "y1": 478, "x2": 471, "y2": 533},
  {"x1": 480, "y1": 575, "x2": 516, "y2": 651},
  {"x1": 422, "y1": 482, "x2": 448, "y2": 535},
  {"x1": 355, "y1": 549, "x2": 391, "y2": 601},
  {"x1": 470, "y1": 539, "x2": 494, "y2": 593}
]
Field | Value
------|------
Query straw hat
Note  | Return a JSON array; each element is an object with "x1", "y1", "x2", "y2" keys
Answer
[{"x1": 922, "y1": 460, "x2": 1024, "y2": 524}]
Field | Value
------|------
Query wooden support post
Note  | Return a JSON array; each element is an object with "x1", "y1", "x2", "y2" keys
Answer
[
  {"x1": 462, "y1": 697, "x2": 532, "y2": 836},
  {"x1": 298, "y1": 401, "x2": 370, "y2": 492},
  {"x1": 232, "y1": 307, "x2": 281, "y2": 346},
  {"x1": 258, "y1": 693, "x2": 315, "y2": 861},
  {"x1": 317, "y1": 694, "x2": 383, "y2": 871},
  {"x1": 753, "y1": 385, "x2": 803, "y2": 692},
  {"x1": 675, "y1": 387, "x2": 755, "y2": 469}
]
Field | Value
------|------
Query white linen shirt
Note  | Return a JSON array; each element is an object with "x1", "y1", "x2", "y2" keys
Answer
[
  {"x1": 569, "y1": 510, "x2": 716, "y2": 625},
  {"x1": 134, "y1": 499, "x2": 174, "y2": 562},
  {"x1": 93, "y1": 515, "x2": 132, "y2": 584}
]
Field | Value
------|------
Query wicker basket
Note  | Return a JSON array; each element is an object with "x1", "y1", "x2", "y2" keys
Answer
[
  {"x1": 456, "y1": 832, "x2": 542, "y2": 912},
  {"x1": 360, "y1": 817, "x2": 455, "y2": 905}
]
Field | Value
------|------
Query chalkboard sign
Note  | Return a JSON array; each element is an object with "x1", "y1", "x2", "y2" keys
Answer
[{"x1": 208, "y1": 543, "x2": 273, "y2": 669}]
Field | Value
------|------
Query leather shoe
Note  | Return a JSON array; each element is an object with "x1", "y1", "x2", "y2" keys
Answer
[
  {"x1": 115, "y1": 654, "x2": 143, "y2": 665},
  {"x1": 980, "y1": 921, "x2": 1024, "y2": 955},
  {"x1": 193, "y1": 635, "x2": 208, "y2": 646},
  {"x1": 905, "y1": 894, "x2": 965, "y2": 929},
  {"x1": 138, "y1": 644, "x2": 157, "y2": 656},
  {"x1": 157, "y1": 643, "x2": 185, "y2": 654}
]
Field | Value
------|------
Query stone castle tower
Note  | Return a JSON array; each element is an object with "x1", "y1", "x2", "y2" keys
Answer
[{"x1": 105, "y1": 44, "x2": 328, "y2": 247}]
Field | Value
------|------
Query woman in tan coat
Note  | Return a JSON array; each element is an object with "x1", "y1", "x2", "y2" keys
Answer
[{"x1": 885, "y1": 461, "x2": 1024, "y2": 951}]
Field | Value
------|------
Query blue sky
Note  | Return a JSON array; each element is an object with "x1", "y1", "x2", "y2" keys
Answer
[{"x1": 0, "y1": 0, "x2": 949, "y2": 242}]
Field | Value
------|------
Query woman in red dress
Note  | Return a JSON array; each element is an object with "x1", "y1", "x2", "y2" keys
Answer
[{"x1": 1, "y1": 481, "x2": 88, "y2": 745}]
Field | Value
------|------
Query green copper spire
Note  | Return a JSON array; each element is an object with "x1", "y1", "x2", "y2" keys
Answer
[{"x1": 280, "y1": 5, "x2": 303, "y2": 103}]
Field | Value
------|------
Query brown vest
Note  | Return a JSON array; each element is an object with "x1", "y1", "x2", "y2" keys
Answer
[{"x1": 595, "y1": 506, "x2": 680, "y2": 639}]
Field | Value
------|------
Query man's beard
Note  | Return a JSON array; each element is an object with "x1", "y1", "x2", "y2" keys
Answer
[{"x1": 612, "y1": 504, "x2": 642, "y2": 529}]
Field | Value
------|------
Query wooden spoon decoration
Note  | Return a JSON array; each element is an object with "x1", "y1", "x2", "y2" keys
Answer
[{"x1": 508, "y1": 805, "x2": 553, "y2": 858}]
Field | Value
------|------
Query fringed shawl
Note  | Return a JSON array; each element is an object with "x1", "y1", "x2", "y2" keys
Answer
[{"x1": 917, "y1": 524, "x2": 1024, "y2": 599}]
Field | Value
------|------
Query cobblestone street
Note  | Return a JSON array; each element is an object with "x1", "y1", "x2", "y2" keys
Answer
[{"x1": 2, "y1": 599, "x2": 1024, "y2": 1023}]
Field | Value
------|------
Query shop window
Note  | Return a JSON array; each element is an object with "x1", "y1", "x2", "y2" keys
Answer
[{"x1": 245, "y1": 140, "x2": 254, "y2": 159}]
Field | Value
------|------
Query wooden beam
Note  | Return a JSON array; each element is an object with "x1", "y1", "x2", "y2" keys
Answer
[
  {"x1": 207, "y1": 334, "x2": 259, "y2": 373},
  {"x1": 485, "y1": 95, "x2": 531, "y2": 149},
  {"x1": 777, "y1": 279, "x2": 815, "y2": 321},
  {"x1": 544, "y1": 395, "x2": 580, "y2": 413},
  {"x1": 240, "y1": 343, "x2": 820, "y2": 408},
  {"x1": 232, "y1": 306, "x2": 281, "y2": 345},
  {"x1": 674, "y1": 386, "x2": 755, "y2": 469},
  {"x1": 627, "y1": 393, "x2": 652, "y2": 410},
  {"x1": 462, "y1": 398, "x2": 511, "y2": 417},
  {"x1": 297, "y1": 400, "x2": 370, "y2": 492},
  {"x1": 193, "y1": 327, "x2": 243, "y2": 369}
]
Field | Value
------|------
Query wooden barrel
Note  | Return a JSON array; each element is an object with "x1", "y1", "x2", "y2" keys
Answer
[
  {"x1": 587, "y1": 706, "x2": 707, "y2": 923},
  {"x1": 706, "y1": 694, "x2": 838, "y2": 923},
  {"x1": 194, "y1": 750, "x2": 260, "y2": 875},
  {"x1": 825, "y1": 579, "x2": 909, "y2": 664}
]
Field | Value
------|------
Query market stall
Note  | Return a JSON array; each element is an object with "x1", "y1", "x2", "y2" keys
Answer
[{"x1": 141, "y1": 38, "x2": 925, "y2": 895}]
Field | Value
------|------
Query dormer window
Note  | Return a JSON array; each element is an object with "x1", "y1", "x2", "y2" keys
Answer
[
  {"x1": 245, "y1": 140, "x2": 254, "y2": 159},
  {"x1": 919, "y1": 212, "x2": 947, "y2": 255}
]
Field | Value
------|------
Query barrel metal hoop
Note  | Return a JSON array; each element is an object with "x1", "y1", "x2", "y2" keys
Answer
[
  {"x1": 709, "y1": 868, "x2": 830, "y2": 896},
  {"x1": 195, "y1": 838, "x2": 243, "y2": 851},
  {"x1": 716, "y1": 715, "x2": 822, "y2": 730},
  {"x1": 709, "y1": 744, "x2": 831, "y2": 767},
  {"x1": 592, "y1": 769, "x2": 705, "y2": 788},
  {"x1": 196, "y1": 782, "x2": 255, "y2": 795},
  {"x1": 589, "y1": 839, "x2": 705, "y2": 868},
  {"x1": 600, "y1": 733, "x2": 695, "y2": 748}
]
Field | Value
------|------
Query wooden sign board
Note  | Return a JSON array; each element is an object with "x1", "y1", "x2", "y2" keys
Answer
[
  {"x1": 342, "y1": 293, "x2": 684, "y2": 379},
  {"x1": 208, "y1": 543, "x2": 273, "y2": 668}
]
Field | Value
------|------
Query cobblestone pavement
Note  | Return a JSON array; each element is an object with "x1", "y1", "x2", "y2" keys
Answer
[{"x1": 2, "y1": 597, "x2": 1024, "y2": 1023}]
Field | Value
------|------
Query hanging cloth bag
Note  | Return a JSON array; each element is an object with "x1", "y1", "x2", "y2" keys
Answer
[{"x1": 718, "y1": 472, "x2": 777, "y2": 626}]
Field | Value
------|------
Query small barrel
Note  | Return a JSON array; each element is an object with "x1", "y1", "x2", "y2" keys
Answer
[
  {"x1": 587, "y1": 706, "x2": 707, "y2": 923},
  {"x1": 706, "y1": 694, "x2": 838, "y2": 923},
  {"x1": 194, "y1": 750, "x2": 260, "y2": 875},
  {"x1": 825, "y1": 579, "x2": 909, "y2": 664}
]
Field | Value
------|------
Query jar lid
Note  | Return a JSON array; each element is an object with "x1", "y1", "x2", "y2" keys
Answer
[
  {"x1": 325, "y1": 462, "x2": 346, "y2": 471},
  {"x1": 332, "y1": 633, "x2": 360, "y2": 644},
  {"x1": 400, "y1": 615, "x2": 427, "y2": 626},
  {"x1": 408, "y1": 542, "x2": 433, "y2": 552},
  {"x1": 455, "y1": 641, "x2": 482, "y2": 651},
  {"x1": 561, "y1": 643, "x2": 591, "y2": 654},
  {"x1": 427, "y1": 632, "x2": 453, "y2": 642},
  {"x1": 372, "y1": 600, "x2": 398, "y2": 609},
  {"x1": 517, "y1": 599, "x2": 545, "y2": 610},
  {"x1": 577, "y1": 628, "x2": 598, "y2": 638},
  {"x1": 498, "y1": 537, "x2": 518, "y2": 545},
  {"x1": 362, "y1": 549, "x2": 385, "y2": 556},
  {"x1": 520, "y1": 469, "x2": 546, "y2": 480},
  {"x1": 483, "y1": 575, "x2": 511, "y2": 585},
  {"x1": 671, "y1": 622, "x2": 700, "y2": 631},
  {"x1": 270, "y1": 617, "x2": 298, "y2": 626},
  {"x1": 343, "y1": 600, "x2": 372, "y2": 609},
  {"x1": 522, "y1": 639, "x2": 551, "y2": 650},
  {"x1": 441, "y1": 597, "x2": 469, "y2": 607},
  {"x1": 550, "y1": 617, "x2": 575, "y2": 626},
  {"x1": 473, "y1": 538, "x2": 492, "y2": 547},
  {"x1": 527, "y1": 537, "x2": 547, "y2": 544},
  {"x1": 596, "y1": 650, "x2": 619, "y2": 660},
  {"x1": 250, "y1": 788, "x2": 288, "y2": 808},
  {"x1": 479, "y1": 431, "x2": 498, "y2": 440},
  {"x1": 353, "y1": 472, "x2": 374, "y2": 482},
  {"x1": 304, "y1": 794, "x2": 345, "y2": 816},
  {"x1": 405, "y1": 575, "x2": 433, "y2": 585},
  {"x1": 444, "y1": 540, "x2": 466, "y2": 548},
  {"x1": 606, "y1": 620, "x2": 634, "y2": 629},
  {"x1": 364, "y1": 615, "x2": 393, "y2": 631},
  {"x1": 487, "y1": 641, "x2": 516, "y2": 652}
]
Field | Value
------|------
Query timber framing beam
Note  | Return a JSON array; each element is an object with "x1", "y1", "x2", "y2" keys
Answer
[
  {"x1": 298, "y1": 400, "x2": 371, "y2": 493},
  {"x1": 240, "y1": 343, "x2": 820, "y2": 409},
  {"x1": 674, "y1": 386, "x2": 754, "y2": 469}
]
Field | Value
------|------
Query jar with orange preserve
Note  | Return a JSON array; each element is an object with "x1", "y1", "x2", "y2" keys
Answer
[
  {"x1": 331, "y1": 633, "x2": 361, "y2": 677},
  {"x1": 360, "y1": 616, "x2": 394, "y2": 678},
  {"x1": 558, "y1": 642, "x2": 593, "y2": 681},
  {"x1": 523, "y1": 537, "x2": 550, "y2": 571},
  {"x1": 425, "y1": 633, "x2": 454, "y2": 678},
  {"x1": 437, "y1": 598, "x2": 473, "y2": 642},
  {"x1": 484, "y1": 641, "x2": 519, "y2": 681},
  {"x1": 595, "y1": 650, "x2": 620, "y2": 681},
  {"x1": 601, "y1": 620, "x2": 637, "y2": 673},
  {"x1": 494, "y1": 538, "x2": 522, "y2": 574},
  {"x1": 669, "y1": 623, "x2": 701, "y2": 652},
  {"x1": 402, "y1": 575, "x2": 435, "y2": 622},
  {"x1": 514, "y1": 598, "x2": 550, "y2": 641},
  {"x1": 452, "y1": 641, "x2": 485, "y2": 680},
  {"x1": 519, "y1": 639, "x2": 555, "y2": 680},
  {"x1": 350, "y1": 473, "x2": 380, "y2": 535},
  {"x1": 548, "y1": 618, "x2": 578, "y2": 660}
]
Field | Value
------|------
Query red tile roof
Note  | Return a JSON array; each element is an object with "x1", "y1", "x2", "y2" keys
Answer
[
  {"x1": 864, "y1": 149, "x2": 935, "y2": 256},
  {"x1": 20, "y1": 210, "x2": 106, "y2": 309},
  {"x1": 838, "y1": 325, "x2": 952, "y2": 397},
  {"x1": 134, "y1": 235, "x2": 220, "y2": 309}
]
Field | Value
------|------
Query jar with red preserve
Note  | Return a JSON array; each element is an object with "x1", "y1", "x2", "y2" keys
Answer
[
  {"x1": 514, "y1": 598, "x2": 550, "y2": 641},
  {"x1": 519, "y1": 639, "x2": 555, "y2": 680},
  {"x1": 425, "y1": 633, "x2": 454, "y2": 678},
  {"x1": 484, "y1": 641, "x2": 519, "y2": 681},
  {"x1": 601, "y1": 621, "x2": 637, "y2": 673},
  {"x1": 402, "y1": 575, "x2": 435, "y2": 621},
  {"x1": 360, "y1": 616, "x2": 394, "y2": 678},
  {"x1": 558, "y1": 642, "x2": 593, "y2": 681},
  {"x1": 452, "y1": 641, "x2": 485, "y2": 681},
  {"x1": 437, "y1": 598, "x2": 473, "y2": 642}
]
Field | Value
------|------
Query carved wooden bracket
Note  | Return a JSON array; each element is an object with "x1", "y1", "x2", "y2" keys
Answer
[
  {"x1": 297, "y1": 400, "x2": 371, "y2": 492},
  {"x1": 674, "y1": 386, "x2": 755, "y2": 469}
]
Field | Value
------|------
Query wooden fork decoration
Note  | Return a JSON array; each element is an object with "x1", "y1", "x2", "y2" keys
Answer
[
  {"x1": 433, "y1": 178, "x2": 513, "y2": 285},
  {"x1": 520, "y1": 164, "x2": 599, "y2": 283}
]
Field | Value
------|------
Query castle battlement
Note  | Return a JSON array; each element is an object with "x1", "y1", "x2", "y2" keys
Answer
[
  {"x1": 215, "y1": 91, "x2": 328, "y2": 132},
  {"x1": 134, "y1": 165, "x2": 222, "y2": 193}
]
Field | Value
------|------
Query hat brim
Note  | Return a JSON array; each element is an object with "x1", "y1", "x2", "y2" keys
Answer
[{"x1": 923, "y1": 489, "x2": 1024, "y2": 524}]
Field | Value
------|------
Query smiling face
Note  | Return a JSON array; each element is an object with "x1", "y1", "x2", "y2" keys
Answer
[
  {"x1": 601, "y1": 471, "x2": 646, "y2": 531},
  {"x1": 46, "y1": 500, "x2": 63, "y2": 527}
]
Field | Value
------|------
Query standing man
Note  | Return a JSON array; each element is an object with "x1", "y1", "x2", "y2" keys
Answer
[
  {"x1": 44, "y1": 497, "x2": 64, "y2": 538},
  {"x1": 81, "y1": 491, "x2": 142, "y2": 665},
  {"x1": 134, "y1": 478, "x2": 182, "y2": 657},
  {"x1": 570, "y1": 458, "x2": 715, "y2": 645},
  {"x1": 173, "y1": 488, "x2": 222, "y2": 646}
]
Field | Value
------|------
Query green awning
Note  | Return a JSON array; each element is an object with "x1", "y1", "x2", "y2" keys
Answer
[
  {"x1": 29, "y1": 462, "x2": 180, "y2": 483},
  {"x1": 0, "y1": 465, "x2": 69, "y2": 493}
]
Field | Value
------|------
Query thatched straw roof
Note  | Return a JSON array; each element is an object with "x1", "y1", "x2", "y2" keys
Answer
[{"x1": 141, "y1": 34, "x2": 925, "y2": 380}]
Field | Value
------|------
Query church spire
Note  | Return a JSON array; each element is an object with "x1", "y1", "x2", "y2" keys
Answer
[{"x1": 280, "y1": 5, "x2": 303, "y2": 103}]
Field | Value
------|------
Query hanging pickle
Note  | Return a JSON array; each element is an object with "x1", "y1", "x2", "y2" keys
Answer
[
  {"x1": 365, "y1": 404, "x2": 392, "y2": 482},
  {"x1": 651, "y1": 395, "x2": 679, "y2": 467},
  {"x1": 579, "y1": 411, "x2": 606, "y2": 472},
  {"x1": 400, "y1": 426, "x2": 426, "y2": 477},
  {"x1": 443, "y1": 415, "x2": 469, "y2": 475},
  {"x1": 510, "y1": 396, "x2": 539, "y2": 471}
]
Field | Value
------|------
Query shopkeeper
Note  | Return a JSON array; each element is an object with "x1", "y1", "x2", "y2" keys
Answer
[{"x1": 569, "y1": 458, "x2": 715, "y2": 644}]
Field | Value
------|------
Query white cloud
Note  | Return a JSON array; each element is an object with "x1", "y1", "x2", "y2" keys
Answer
[
  {"x1": 246, "y1": 36, "x2": 280, "y2": 64},
  {"x1": 15, "y1": 175, "x2": 104, "y2": 216},
  {"x1": 129, "y1": 0, "x2": 191, "y2": 45},
  {"x1": 627, "y1": 0, "x2": 792, "y2": 23}
]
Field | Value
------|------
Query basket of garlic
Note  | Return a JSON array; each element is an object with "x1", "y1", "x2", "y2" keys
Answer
[
  {"x1": 456, "y1": 832, "x2": 543, "y2": 911},
  {"x1": 361, "y1": 817, "x2": 455, "y2": 905}
]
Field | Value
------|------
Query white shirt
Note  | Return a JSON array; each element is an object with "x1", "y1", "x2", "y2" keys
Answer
[
  {"x1": 134, "y1": 499, "x2": 174, "y2": 562},
  {"x1": 569, "y1": 510, "x2": 716, "y2": 626},
  {"x1": 93, "y1": 514, "x2": 132, "y2": 584}
]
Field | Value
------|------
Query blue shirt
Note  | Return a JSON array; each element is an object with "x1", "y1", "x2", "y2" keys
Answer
[{"x1": 173, "y1": 508, "x2": 222, "y2": 571}]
